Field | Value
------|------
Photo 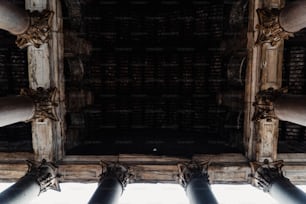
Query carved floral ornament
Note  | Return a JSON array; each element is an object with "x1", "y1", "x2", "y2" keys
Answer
[
  {"x1": 16, "y1": 10, "x2": 54, "y2": 49},
  {"x1": 26, "y1": 159, "x2": 61, "y2": 194},
  {"x1": 177, "y1": 161, "x2": 210, "y2": 189},
  {"x1": 250, "y1": 159, "x2": 285, "y2": 192},
  {"x1": 99, "y1": 162, "x2": 133, "y2": 189},
  {"x1": 20, "y1": 87, "x2": 58, "y2": 122},
  {"x1": 256, "y1": 8, "x2": 294, "y2": 46},
  {"x1": 252, "y1": 88, "x2": 287, "y2": 121}
]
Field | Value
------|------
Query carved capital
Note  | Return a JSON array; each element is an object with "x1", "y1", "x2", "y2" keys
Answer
[
  {"x1": 100, "y1": 162, "x2": 133, "y2": 189},
  {"x1": 26, "y1": 159, "x2": 60, "y2": 194},
  {"x1": 20, "y1": 87, "x2": 58, "y2": 121},
  {"x1": 16, "y1": 10, "x2": 54, "y2": 49},
  {"x1": 177, "y1": 161, "x2": 210, "y2": 190},
  {"x1": 250, "y1": 159, "x2": 285, "y2": 192},
  {"x1": 256, "y1": 8, "x2": 294, "y2": 46},
  {"x1": 252, "y1": 88, "x2": 287, "y2": 121}
]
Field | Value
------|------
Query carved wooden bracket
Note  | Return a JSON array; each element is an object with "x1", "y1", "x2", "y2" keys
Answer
[
  {"x1": 177, "y1": 161, "x2": 210, "y2": 190},
  {"x1": 250, "y1": 159, "x2": 284, "y2": 192},
  {"x1": 252, "y1": 88, "x2": 287, "y2": 121},
  {"x1": 26, "y1": 159, "x2": 60, "y2": 194},
  {"x1": 20, "y1": 87, "x2": 58, "y2": 121},
  {"x1": 16, "y1": 10, "x2": 54, "y2": 49},
  {"x1": 256, "y1": 8, "x2": 293, "y2": 46},
  {"x1": 99, "y1": 162, "x2": 133, "y2": 189}
]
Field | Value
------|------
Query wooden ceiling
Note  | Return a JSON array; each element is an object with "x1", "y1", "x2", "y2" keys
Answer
[{"x1": 0, "y1": 0, "x2": 306, "y2": 184}]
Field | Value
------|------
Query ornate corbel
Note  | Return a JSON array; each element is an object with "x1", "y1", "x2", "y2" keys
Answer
[
  {"x1": 252, "y1": 88, "x2": 287, "y2": 121},
  {"x1": 20, "y1": 87, "x2": 58, "y2": 121},
  {"x1": 26, "y1": 159, "x2": 60, "y2": 194},
  {"x1": 177, "y1": 161, "x2": 210, "y2": 189},
  {"x1": 250, "y1": 159, "x2": 285, "y2": 192},
  {"x1": 99, "y1": 162, "x2": 133, "y2": 189},
  {"x1": 256, "y1": 8, "x2": 294, "y2": 46},
  {"x1": 16, "y1": 10, "x2": 54, "y2": 49}
]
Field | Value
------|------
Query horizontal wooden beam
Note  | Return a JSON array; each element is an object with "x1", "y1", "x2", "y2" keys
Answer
[
  {"x1": 0, "y1": 154, "x2": 251, "y2": 183},
  {"x1": 45, "y1": 154, "x2": 249, "y2": 184},
  {"x1": 0, "y1": 152, "x2": 34, "y2": 162},
  {"x1": 0, "y1": 154, "x2": 305, "y2": 184}
]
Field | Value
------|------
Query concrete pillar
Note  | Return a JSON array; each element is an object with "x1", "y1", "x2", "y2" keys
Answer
[
  {"x1": 178, "y1": 162, "x2": 218, "y2": 204},
  {"x1": 0, "y1": 1, "x2": 29, "y2": 35},
  {"x1": 279, "y1": 0, "x2": 306, "y2": 33},
  {"x1": 0, "y1": 159, "x2": 60, "y2": 204},
  {"x1": 88, "y1": 163, "x2": 131, "y2": 204},
  {"x1": 274, "y1": 94, "x2": 306, "y2": 127},
  {"x1": 251, "y1": 159, "x2": 306, "y2": 204}
]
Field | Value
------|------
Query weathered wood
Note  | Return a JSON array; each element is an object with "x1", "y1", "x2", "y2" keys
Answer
[
  {"x1": 63, "y1": 154, "x2": 190, "y2": 164},
  {"x1": 283, "y1": 164, "x2": 306, "y2": 185},
  {"x1": 209, "y1": 165, "x2": 251, "y2": 184},
  {"x1": 244, "y1": 0, "x2": 261, "y2": 161},
  {"x1": 48, "y1": 0, "x2": 66, "y2": 162},
  {"x1": 244, "y1": 0, "x2": 285, "y2": 162},
  {"x1": 61, "y1": 154, "x2": 250, "y2": 184},
  {"x1": 278, "y1": 153, "x2": 306, "y2": 162},
  {"x1": 0, "y1": 164, "x2": 28, "y2": 182},
  {"x1": 26, "y1": 0, "x2": 65, "y2": 161},
  {"x1": 0, "y1": 152, "x2": 33, "y2": 162},
  {"x1": 254, "y1": 1, "x2": 284, "y2": 162},
  {"x1": 1, "y1": 154, "x2": 306, "y2": 184}
]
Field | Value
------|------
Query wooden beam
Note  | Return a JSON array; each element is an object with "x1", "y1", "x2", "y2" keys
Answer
[
  {"x1": 278, "y1": 153, "x2": 306, "y2": 162},
  {"x1": 8, "y1": 162, "x2": 306, "y2": 184},
  {"x1": 48, "y1": 0, "x2": 66, "y2": 162},
  {"x1": 254, "y1": 0, "x2": 284, "y2": 162},
  {"x1": 244, "y1": 0, "x2": 285, "y2": 162},
  {"x1": 26, "y1": 0, "x2": 65, "y2": 161},
  {"x1": 0, "y1": 152, "x2": 33, "y2": 162},
  {"x1": 244, "y1": 0, "x2": 261, "y2": 161},
  {"x1": 0, "y1": 154, "x2": 247, "y2": 184},
  {"x1": 0, "y1": 154, "x2": 306, "y2": 184}
]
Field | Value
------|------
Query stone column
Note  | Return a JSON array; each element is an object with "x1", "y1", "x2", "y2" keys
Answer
[
  {"x1": 0, "y1": 1, "x2": 29, "y2": 35},
  {"x1": 253, "y1": 89, "x2": 306, "y2": 127},
  {"x1": 88, "y1": 163, "x2": 131, "y2": 204},
  {"x1": 251, "y1": 159, "x2": 306, "y2": 204},
  {"x1": 178, "y1": 161, "x2": 218, "y2": 204},
  {"x1": 274, "y1": 94, "x2": 306, "y2": 127},
  {"x1": 0, "y1": 87, "x2": 58, "y2": 127},
  {"x1": 279, "y1": 0, "x2": 306, "y2": 33},
  {"x1": 0, "y1": 96, "x2": 35, "y2": 127},
  {"x1": 0, "y1": 1, "x2": 53, "y2": 49},
  {"x1": 0, "y1": 159, "x2": 60, "y2": 204}
]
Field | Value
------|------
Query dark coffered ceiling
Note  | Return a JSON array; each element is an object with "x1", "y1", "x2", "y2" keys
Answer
[
  {"x1": 0, "y1": 0, "x2": 306, "y2": 158},
  {"x1": 63, "y1": 0, "x2": 248, "y2": 156}
]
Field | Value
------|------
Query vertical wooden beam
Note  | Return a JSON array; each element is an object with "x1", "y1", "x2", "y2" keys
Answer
[
  {"x1": 244, "y1": 0, "x2": 262, "y2": 161},
  {"x1": 244, "y1": 0, "x2": 284, "y2": 162},
  {"x1": 26, "y1": 0, "x2": 65, "y2": 161},
  {"x1": 48, "y1": 0, "x2": 66, "y2": 162},
  {"x1": 255, "y1": 1, "x2": 284, "y2": 162}
]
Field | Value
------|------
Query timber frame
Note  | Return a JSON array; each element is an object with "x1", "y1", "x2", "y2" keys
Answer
[
  {"x1": 1, "y1": 0, "x2": 306, "y2": 186},
  {"x1": 1, "y1": 153, "x2": 306, "y2": 184}
]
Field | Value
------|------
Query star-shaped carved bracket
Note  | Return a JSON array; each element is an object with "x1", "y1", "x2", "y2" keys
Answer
[
  {"x1": 26, "y1": 159, "x2": 61, "y2": 195},
  {"x1": 20, "y1": 87, "x2": 58, "y2": 122},
  {"x1": 256, "y1": 8, "x2": 294, "y2": 46},
  {"x1": 250, "y1": 159, "x2": 284, "y2": 192},
  {"x1": 16, "y1": 10, "x2": 54, "y2": 49},
  {"x1": 252, "y1": 88, "x2": 287, "y2": 122},
  {"x1": 99, "y1": 162, "x2": 134, "y2": 190},
  {"x1": 177, "y1": 160, "x2": 210, "y2": 190}
]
